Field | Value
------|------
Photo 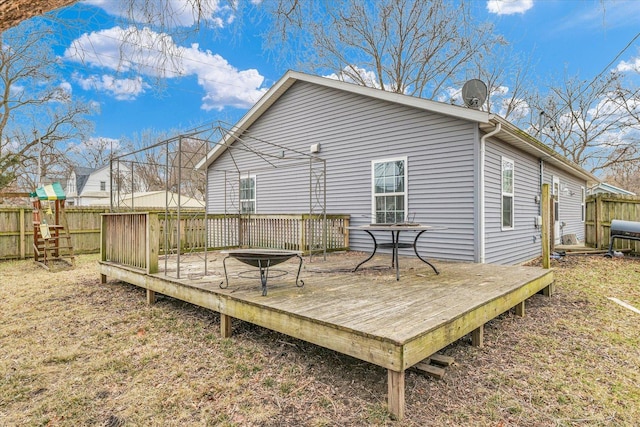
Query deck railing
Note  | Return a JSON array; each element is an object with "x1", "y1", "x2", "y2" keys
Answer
[
  {"x1": 158, "y1": 213, "x2": 349, "y2": 253},
  {"x1": 220, "y1": 214, "x2": 350, "y2": 252},
  {"x1": 102, "y1": 212, "x2": 349, "y2": 271},
  {"x1": 101, "y1": 213, "x2": 159, "y2": 273}
]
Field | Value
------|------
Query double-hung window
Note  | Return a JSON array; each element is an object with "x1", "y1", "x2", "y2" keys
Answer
[
  {"x1": 501, "y1": 157, "x2": 514, "y2": 229},
  {"x1": 372, "y1": 157, "x2": 407, "y2": 224},
  {"x1": 240, "y1": 175, "x2": 256, "y2": 214}
]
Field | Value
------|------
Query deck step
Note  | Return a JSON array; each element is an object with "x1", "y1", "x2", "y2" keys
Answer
[
  {"x1": 430, "y1": 354, "x2": 455, "y2": 366},
  {"x1": 411, "y1": 353, "x2": 455, "y2": 380},
  {"x1": 412, "y1": 361, "x2": 446, "y2": 380}
]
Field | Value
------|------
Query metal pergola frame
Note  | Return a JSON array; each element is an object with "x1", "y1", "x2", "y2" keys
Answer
[{"x1": 109, "y1": 121, "x2": 327, "y2": 280}]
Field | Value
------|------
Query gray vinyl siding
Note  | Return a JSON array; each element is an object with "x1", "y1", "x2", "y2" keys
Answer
[
  {"x1": 484, "y1": 138, "x2": 542, "y2": 265},
  {"x1": 543, "y1": 165, "x2": 587, "y2": 242},
  {"x1": 207, "y1": 81, "x2": 478, "y2": 262}
]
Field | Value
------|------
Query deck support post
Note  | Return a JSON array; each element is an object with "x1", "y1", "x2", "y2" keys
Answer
[
  {"x1": 146, "y1": 289, "x2": 156, "y2": 305},
  {"x1": 220, "y1": 314, "x2": 232, "y2": 338},
  {"x1": 387, "y1": 369, "x2": 405, "y2": 420},
  {"x1": 515, "y1": 300, "x2": 525, "y2": 317},
  {"x1": 541, "y1": 282, "x2": 555, "y2": 297},
  {"x1": 100, "y1": 274, "x2": 107, "y2": 284},
  {"x1": 471, "y1": 325, "x2": 484, "y2": 347}
]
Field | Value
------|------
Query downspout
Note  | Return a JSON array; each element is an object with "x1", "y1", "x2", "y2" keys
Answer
[
  {"x1": 479, "y1": 122, "x2": 501, "y2": 264},
  {"x1": 539, "y1": 159, "x2": 544, "y2": 216}
]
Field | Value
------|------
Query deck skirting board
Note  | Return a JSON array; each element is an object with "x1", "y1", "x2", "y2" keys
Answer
[
  {"x1": 401, "y1": 271, "x2": 554, "y2": 369},
  {"x1": 99, "y1": 262, "x2": 405, "y2": 370},
  {"x1": 99, "y1": 262, "x2": 553, "y2": 372},
  {"x1": 99, "y1": 257, "x2": 554, "y2": 421}
]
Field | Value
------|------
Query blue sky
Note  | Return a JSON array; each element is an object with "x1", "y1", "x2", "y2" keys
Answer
[{"x1": 24, "y1": 0, "x2": 640, "y2": 153}]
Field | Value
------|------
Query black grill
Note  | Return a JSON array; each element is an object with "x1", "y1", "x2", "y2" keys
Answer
[{"x1": 607, "y1": 219, "x2": 640, "y2": 256}]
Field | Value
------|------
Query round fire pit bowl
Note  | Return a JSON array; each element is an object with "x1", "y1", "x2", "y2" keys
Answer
[{"x1": 219, "y1": 249, "x2": 304, "y2": 296}]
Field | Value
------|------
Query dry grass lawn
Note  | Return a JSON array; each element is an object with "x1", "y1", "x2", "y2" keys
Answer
[{"x1": 1, "y1": 254, "x2": 639, "y2": 426}]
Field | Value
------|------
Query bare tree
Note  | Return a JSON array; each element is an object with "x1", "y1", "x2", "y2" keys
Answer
[
  {"x1": 526, "y1": 71, "x2": 640, "y2": 175},
  {"x1": 168, "y1": 136, "x2": 207, "y2": 199},
  {"x1": 594, "y1": 78, "x2": 640, "y2": 190},
  {"x1": 115, "y1": 129, "x2": 208, "y2": 199},
  {"x1": 67, "y1": 137, "x2": 125, "y2": 169},
  {"x1": 118, "y1": 129, "x2": 168, "y2": 192},
  {"x1": 0, "y1": 21, "x2": 95, "y2": 190},
  {"x1": 0, "y1": 0, "x2": 77, "y2": 33},
  {"x1": 264, "y1": 0, "x2": 502, "y2": 100},
  {"x1": 474, "y1": 44, "x2": 537, "y2": 122},
  {"x1": 601, "y1": 158, "x2": 640, "y2": 194}
]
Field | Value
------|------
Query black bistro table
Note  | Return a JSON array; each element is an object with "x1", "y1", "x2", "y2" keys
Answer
[{"x1": 349, "y1": 224, "x2": 442, "y2": 280}]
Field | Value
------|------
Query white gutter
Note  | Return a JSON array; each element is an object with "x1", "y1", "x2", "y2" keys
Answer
[{"x1": 479, "y1": 122, "x2": 501, "y2": 264}]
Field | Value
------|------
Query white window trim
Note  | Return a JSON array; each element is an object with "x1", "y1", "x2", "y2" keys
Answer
[
  {"x1": 552, "y1": 176, "x2": 560, "y2": 200},
  {"x1": 371, "y1": 156, "x2": 408, "y2": 224},
  {"x1": 240, "y1": 174, "x2": 256, "y2": 214},
  {"x1": 501, "y1": 156, "x2": 514, "y2": 231}
]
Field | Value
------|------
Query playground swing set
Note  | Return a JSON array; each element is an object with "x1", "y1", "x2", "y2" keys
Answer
[{"x1": 30, "y1": 182, "x2": 75, "y2": 270}]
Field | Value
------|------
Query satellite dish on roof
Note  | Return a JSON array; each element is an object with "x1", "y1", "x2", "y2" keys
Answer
[{"x1": 461, "y1": 79, "x2": 487, "y2": 110}]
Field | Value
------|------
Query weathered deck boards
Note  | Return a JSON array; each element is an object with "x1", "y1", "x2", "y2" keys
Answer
[{"x1": 99, "y1": 251, "x2": 553, "y2": 419}]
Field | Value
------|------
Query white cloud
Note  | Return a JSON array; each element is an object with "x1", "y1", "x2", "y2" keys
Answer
[
  {"x1": 64, "y1": 26, "x2": 184, "y2": 77},
  {"x1": 49, "y1": 81, "x2": 73, "y2": 103},
  {"x1": 59, "y1": 81, "x2": 73, "y2": 94},
  {"x1": 437, "y1": 83, "x2": 531, "y2": 120},
  {"x1": 9, "y1": 84, "x2": 24, "y2": 96},
  {"x1": 488, "y1": 85, "x2": 530, "y2": 120},
  {"x1": 324, "y1": 66, "x2": 382, "y2": 89},
  {"x1": 486, "y1": 0, "x2": 533, "y2": 15},
  {"x1": 437, "y1": 86, "x2": 462, "y2": 104},
  {"x1": 73, "y1": 72, "x2": 148, "y2": 101},
  {"x1": 64, "y1": 27, "x2": 267, "y2": 109},
  {"x1": 616, "y1": 57, "x2": 640, "y2": 73},
  {"x1": 84, "y1": 0, "x2": 234, "y2": 28}
]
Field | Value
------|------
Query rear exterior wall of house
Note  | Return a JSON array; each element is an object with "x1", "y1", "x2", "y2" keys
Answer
[
  {"x1": 484, "y1": 137, "x2": 544, "y2": 264},
  {"x1": 207, "y1": 80, "x2": 588, "y2": 265},
  {"x1": 207, "y1": 81, "x2": 479, "y2": 262}
]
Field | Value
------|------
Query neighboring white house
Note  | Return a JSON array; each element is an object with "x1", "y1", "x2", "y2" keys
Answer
[
  {"x1": 588, "y1": 182, "x2": 636, "y2": 196},
  {"x1": 66, "y1": 164, "x2": 133, "y2": 206},
  {"x1": 198, "y1": 71, "x2": 599, "y2": 265}
]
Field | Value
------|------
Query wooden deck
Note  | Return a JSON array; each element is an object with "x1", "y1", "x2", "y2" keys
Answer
[{"x1": 99, "y1": 251, "x2": 554, "y2": 419}]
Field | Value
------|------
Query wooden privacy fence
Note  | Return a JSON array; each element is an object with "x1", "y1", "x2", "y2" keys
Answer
[
  {"x1": 1, "y1": 207, "x2": 350, "y2": 261},
  {"x1": 0, "y1": 207, "x2": 109, "y2": 260},
  {"x1": 585, "y1": 194, "x2": 640, "y2": 253},
  {"x1": 101, "y1": 212, "x2": 350, "y2": 271}
]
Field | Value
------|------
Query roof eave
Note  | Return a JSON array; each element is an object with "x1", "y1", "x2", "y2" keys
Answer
[
  {"x1": 196, "y1": 71, "x2": 300, "y2": 170},
  {"x1": 482, "y1": 116, "x2": 599, "y2": 184},
  {"x1": 196, "y1": 70, "x2": 492, "y2": 170}
]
